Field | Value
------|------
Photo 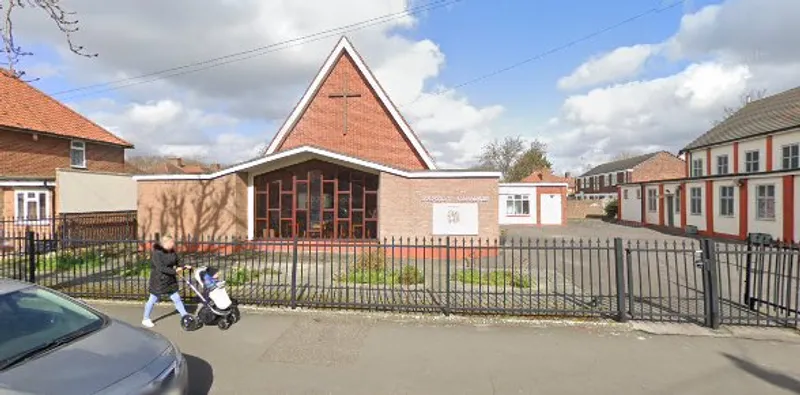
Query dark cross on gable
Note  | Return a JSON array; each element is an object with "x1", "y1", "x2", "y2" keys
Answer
[{"x1": 327, "y1": 69, "x2": 361, "y2": 135}]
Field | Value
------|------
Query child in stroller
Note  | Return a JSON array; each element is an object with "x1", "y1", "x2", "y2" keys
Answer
[{"x1": 179, "y1": 266, "x2": 240, "y2": 331}]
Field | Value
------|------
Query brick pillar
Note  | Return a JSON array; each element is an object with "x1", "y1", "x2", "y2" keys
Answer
[
  {"x1": 739, "y1": 180, "x2": 748, "y2": 240},
  {"x1": 705, "y1": 181, "x2": 714, "y2": 235},
  {"x1": 766, "y1": 135, "x2": 774, "y2": 171},
  {"x1": 783, "y1": 175, "x2": 794, "y2": 242},
  {"x1": 680, "y1": 183, "x2": 687, "y2": 230},
  {"x1": 658, "y1": 184, "x2": 665, "y2": 226}
]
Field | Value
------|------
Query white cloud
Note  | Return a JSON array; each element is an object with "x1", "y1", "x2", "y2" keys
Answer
[
  {"x1": 544, "y1": 0, "x2": 800, "y2": 174},
  {"x1": 15, "y1": 0, "x2": 502, "y2": 167},
  {"x1": 557, "y1": 44, "x2": 657, "y2": 91}
]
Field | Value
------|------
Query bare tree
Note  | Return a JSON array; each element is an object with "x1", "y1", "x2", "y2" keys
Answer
[
  {"x1": 475, "y1": 136, "x2": 526, "y2": 178},
  {"x1": 504, "y1": 140, "x2": 552, "y2": 182},
  {"x1": 713, "y1": 88, "x2": 768, "y2": 126},
  {"x1": 1, "y1": 0, "x2": 96, "y2": 78}
]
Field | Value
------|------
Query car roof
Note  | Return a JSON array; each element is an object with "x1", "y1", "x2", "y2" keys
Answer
[{"x1": 0, "y1": 278, "x2": 34, "y2": 295}]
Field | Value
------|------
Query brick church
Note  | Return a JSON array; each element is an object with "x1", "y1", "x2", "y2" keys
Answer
[{"x1": 135, "y1": 37, "x2": 501, "y2": 240}]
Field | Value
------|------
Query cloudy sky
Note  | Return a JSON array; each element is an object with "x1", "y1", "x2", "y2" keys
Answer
[{"x1": 10, "y1": 0, "x2": 800, "y2": 173}]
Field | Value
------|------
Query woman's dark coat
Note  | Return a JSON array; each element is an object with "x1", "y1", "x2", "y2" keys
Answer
[{"x1": 148, "y1": 243, "x2": 181, "y2": 295}]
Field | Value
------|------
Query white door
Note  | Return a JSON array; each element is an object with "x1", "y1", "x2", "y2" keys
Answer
[{"x1": 540, "y1": 194, "x2": 562, "y2": 225}]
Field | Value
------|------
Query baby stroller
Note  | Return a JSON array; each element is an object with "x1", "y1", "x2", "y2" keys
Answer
[{"x1": 179, "y1": 266, "x2": 241, "y2": 331}]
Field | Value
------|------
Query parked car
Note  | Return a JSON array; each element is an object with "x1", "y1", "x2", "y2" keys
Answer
[{"x1": 0, "y1": 279, "x2": 188, "y2": 394}]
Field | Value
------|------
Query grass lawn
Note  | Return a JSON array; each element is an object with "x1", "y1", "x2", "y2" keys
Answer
[{"x1": 455, "y1": 269, "x2": 532, "y2": 289}]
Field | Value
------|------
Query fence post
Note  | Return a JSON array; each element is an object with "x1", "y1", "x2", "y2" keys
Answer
[
  {"x1": 613, "y1": 238, "x2": 627, "y2": 322},
  {"x1": 701, "y1": 239, "x2": 721, "y2": 329},
  {"x1": 290, "y1": 234, "x2": 299, "y2": 310},
  {"x1": 444, "y1": 237, "x2": 451, "y2": 316},
  {"x1": 26, "y1": 231, "x2": 36, "y2": 284}
]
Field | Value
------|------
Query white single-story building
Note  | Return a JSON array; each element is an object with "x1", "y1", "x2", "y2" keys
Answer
[{"x1": 498, "y1": 182, "x2": 567, "y2": 226}]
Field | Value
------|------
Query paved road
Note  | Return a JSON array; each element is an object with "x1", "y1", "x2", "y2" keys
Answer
[{"x1": 96, "y1": 302, "x2": 800, "y2": 395}]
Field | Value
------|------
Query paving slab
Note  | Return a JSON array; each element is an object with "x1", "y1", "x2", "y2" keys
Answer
[{"x1": 94, "y1": 301, "x2": 800, "y2": 395}]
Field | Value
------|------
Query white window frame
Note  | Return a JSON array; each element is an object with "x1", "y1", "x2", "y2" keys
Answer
[
  {"x1": 745, "y1": 150, "x2": 760, "y2": 173},
  {"x1": 690, "y1": 187, "x2": 702, "y2": 216},
  {"x1": 716, "y1": 155, "x2": 729, "y2": 175},
  {"x1": 719, "y1": 186, "x2": 735, "y2": 217},
  {"x1": 647, "y1": 189, "x2": 657, "y2": 213},
  {"x1": 14, "y1": 189, "x2": 51, "y2": 225},
  {"x1": 675, "y1": 190, "x2": 680, "y2": 213},
  {"x1": 505, "y1": 194, "x2": 530, "y2": 216},
  {"x1": 782, "y1": 143, "x2": 799, "y2": 170},
  {"x1": 692, "y1": 158, "x2": 704, "y2": 177},
  {"x1": 755, "y1": 184, "x2": 776, "y2": 221},
  {"x1": 623, "y1": 190, "x2": 629, "y2": 200},
  {"x1": 70, "y1": 140, "x2": 87, "y2": 168}
]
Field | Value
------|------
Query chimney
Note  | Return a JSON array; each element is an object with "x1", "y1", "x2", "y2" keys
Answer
[{"x1": 168, "y1": 157, "x2": 183, "y2": 168}]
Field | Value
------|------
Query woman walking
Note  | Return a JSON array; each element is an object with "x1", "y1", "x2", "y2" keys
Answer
[{"x1": 142, "y1": 235, "x2": 190, "y2": 328}]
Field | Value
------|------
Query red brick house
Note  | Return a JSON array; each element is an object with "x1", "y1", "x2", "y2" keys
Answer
[
  {"x1": 134, "y1": 36, "x2": 501, "y2": 241},
  {"x1": 576, "y1": 151, "x2": 684, "y2": 200},
  {"x1": 0, "y1": 70, "x2": 134, "y2": 223}
]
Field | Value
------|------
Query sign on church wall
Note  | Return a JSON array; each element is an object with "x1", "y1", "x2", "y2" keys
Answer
[{"x1": 432, "y1": 203, "x2": 479, "y2": 236}]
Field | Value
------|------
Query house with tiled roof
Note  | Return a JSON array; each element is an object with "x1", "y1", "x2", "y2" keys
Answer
[
  {"x1": 576, "y1": 152, "x2": 685, "y2": 200},
  {"x1": 618, "y1": 86, "x2": 800, "y2": 242},
  {"x1": 0, "y1": 70, "x2": 134, "y2": 224}
]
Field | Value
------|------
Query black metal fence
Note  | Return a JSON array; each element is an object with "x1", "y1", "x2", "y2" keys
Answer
[
  {"x1": 1, "y1": 232, "x2": 798, "y2": 328},
  {"x1": 0, "y1": 212, "x2": 138, "y2": 249}
]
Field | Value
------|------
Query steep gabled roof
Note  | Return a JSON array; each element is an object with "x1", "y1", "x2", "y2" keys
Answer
[
  {"x1": 579, "y1": 152, "x2": 663, "y2": 177},
  {"x1": 681, "y1": 86, "x2": 800, "y2": 153},
  {"x1": 264, "y1": 36, "x2": 437, "y2": 169},
  {"x1": 0, "y1": 70, "x2": 133, "y2": 147}
]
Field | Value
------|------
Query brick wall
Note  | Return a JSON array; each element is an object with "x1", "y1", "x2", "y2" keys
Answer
[
  {"x1": 566, "y1": 199, "x2": 606, "y2": 218},
  {"x1": 631, "y1": 152, "x2": 685, "y2": 183},
  {"x1": 378, "y1": 173, "x2": 499, "y2": 240},
  {"x1": 277, "y1": 53, "x2": 429, "y2": 171},
  {"x1": 136, "y1": 173, "x2": 248, "y2": 239},
  {"x1": 0, "y1": 129, "x2": 125, "y2": 177}
]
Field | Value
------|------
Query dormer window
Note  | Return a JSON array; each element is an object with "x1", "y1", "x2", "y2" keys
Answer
[{"x1": 71, "y1": 141, "x2": 86, "y2": 168}]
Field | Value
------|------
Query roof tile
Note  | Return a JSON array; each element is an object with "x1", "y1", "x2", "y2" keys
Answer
[
  {"x1": 682, "y1": 86, "x2": 800, "y2": 152},
  {"x1": 0, "y1": 70, "x2": 133, "y2": 147}
]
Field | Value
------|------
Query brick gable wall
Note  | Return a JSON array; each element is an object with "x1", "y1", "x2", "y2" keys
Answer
[
  {"x1": 631, "y1": 152, "x2": 685, "y2": 183},
  {"x1": 0, "y1": 129, "x2": 125, "y2": 177},
  {"x1": 276, "y1": 53, "x2": 429, "y2": 171}
]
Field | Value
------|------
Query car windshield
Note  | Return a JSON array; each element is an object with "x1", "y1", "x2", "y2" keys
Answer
[{"x1": 0, "y1": 286, "x2": 104, "y2": 369}]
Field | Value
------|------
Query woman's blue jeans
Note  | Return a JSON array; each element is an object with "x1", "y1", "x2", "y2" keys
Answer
[{"x1": 143, "y1": 292, "x2": 188, "y2": 320}]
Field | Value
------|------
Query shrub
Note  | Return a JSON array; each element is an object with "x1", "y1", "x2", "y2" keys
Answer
[
  {"x1": 355, "y1": 248, "x2": 386, "y2": 271},
  {"x1": 225, "y1": 268, "x2": 260, "y2": 286},
  {"x1": 396, "y1": 265, "x2": 424, "y2": 285},
  {"x1": 38, "y1": 250, "x2": 103, "y2": 272},
  {"x1": 604, "y1": 199, "x2": 619, "y2": 219},
  {"x1": 118, "y1": 255, "x2": 151, "y2": 278}
]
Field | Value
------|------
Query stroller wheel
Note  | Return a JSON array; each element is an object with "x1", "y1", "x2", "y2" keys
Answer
[
  {"x1": 230, "y1": 305, "x2": 241, "y2": 324},
  {"x1": 181, "y1": 315, "x2": 201, "y2": 331},
  {"x1": 217, "y1": 316, "x2": 232, "y2": 330}
]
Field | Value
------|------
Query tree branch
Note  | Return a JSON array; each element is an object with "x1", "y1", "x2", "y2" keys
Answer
[{"x1": 1, "y1": 0, "x2": 95, "y2": 78}]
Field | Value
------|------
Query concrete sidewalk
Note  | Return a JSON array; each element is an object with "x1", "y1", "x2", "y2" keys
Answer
[{"x1": 94, "y1": 301, "x2": 800, "y2": 395}]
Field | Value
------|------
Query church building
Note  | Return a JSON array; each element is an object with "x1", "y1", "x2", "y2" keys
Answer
[{"x1": 134, "y1": 37, "x2": 501, "y2": 240}]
